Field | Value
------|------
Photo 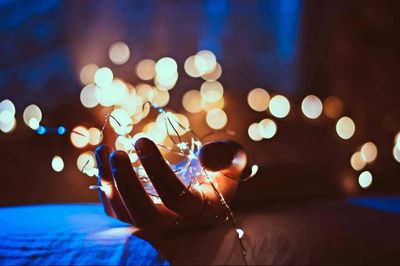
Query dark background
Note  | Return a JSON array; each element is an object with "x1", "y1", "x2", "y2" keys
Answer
[{"x1": 0, "y1": 0, "x2": 399, "y2": 206}]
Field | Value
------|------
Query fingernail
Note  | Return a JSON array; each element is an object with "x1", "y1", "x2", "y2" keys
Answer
[{"x1": 134, "y1": 137, "x2": 155, "y2": 159}]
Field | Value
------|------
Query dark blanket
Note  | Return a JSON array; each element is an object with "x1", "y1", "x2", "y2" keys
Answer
[{"x1": 1, "y1": 197, "x2": 400, "y2": 265}]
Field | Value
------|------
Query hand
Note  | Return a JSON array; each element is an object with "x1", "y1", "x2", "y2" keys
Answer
[{"x1": 95, "y1": 137, "x2": 247, "y2": 231}]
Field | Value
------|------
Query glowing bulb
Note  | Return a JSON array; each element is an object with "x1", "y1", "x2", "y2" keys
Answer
[
  {"x1": 152, "y1": 88, "x2": 170, "y2": 107},
  {"x1": 23, "y1": 104, "x2": 42, "y2": 128},
  {"x1": 324, "y1": 96, "x2": 343, "y2": 119},
  {"x1": 358, "y1": 171, "x2": 373, "y2": 189},
  {"x1": 184, "y1": 55, "x2": 201, "y2": 77},
  {"x1": 206, "y1": 108, "x2": 227, "y2": 130},
  {"x1": 200, "y1": 81, "x2": 224, "y2": 103},
  {"x1": 28, "y1": 117, "x2": 40, "y2": 130},
  {"x1": 0, "y1": 117, "x2": 16, "y2": 133},
  {"x1": 77, "y1": 152, "x2": 95, "y2": 172},
  {"x1": 70, "y1": 126, "x2": 90, "y2": 148},
  {"x1": 182, "y1": 90, "x2": 202, "y2": 113},
  {"x1": 236, "y1": 229, "x2": 244, "y2": 239},
  {"x1": 393, "y1": 146, "x2": 400, "y2": 163},
  {"x1": 94, "y1": 67, "x2": 113, "y2": 88},
  {"x1": 136, "y1": 59, "x2": 156, "y2": 80},
  {"x1": 269, "y1": 95, "x2": 290, "y2": 118},
  {"x1": 247, "y1": 88, "x2": 270, "y2": 112},
  {"x1": 80, "y1": 84, "x2": 99, "y2": 108},
  {"x1": 110, "y1": 108, "x2": 133, "y2": 135},
  {"x1": 155, "y1": 57, "x2": 177, "y2": 78},
  {"x1": 79, "y1": 64, "x2": 98, "y2": 85},
  {"x1": 360, "y1": 142, "x2": 378, "y2": 163},
  {"x1": 336, "y1": 116, "x2": 355, "y2": 140},
  {"x1": 258, "y1": 118, "x2": 277, "y2": 139},
  {"x1": 51, "y1": 156, "x2": 64, "y2": 172},
  {"x1": 248, "y1": 123, "x2": 262, "y2": 141},
  {"x1": 88, "y1": 127, "x2": 102, "y2": 146},
  {"x1": 0, "y1": 99, "x2": 16, "y2": 116},
  {"x1": 301, "y1": 95, "x2": 323, "y2": 119},
  {"x1": 194, "y1": 50, "x2": 217, "y2": 75},
  {"x1": 395, "y1": 132, "x2": 400, "y2": 149},
  {"x1": 350, "y1": 151, "x2": 366, "y2": 171},
  {"x1": 0, "y1": 110, "x2": 13, "y2": 123},
  {"x1": 202, "y1": 63, "x2": 222, "y2": 81},
  {"x1": 109, "y1": 42, "x2": 130, "y2": 65}
]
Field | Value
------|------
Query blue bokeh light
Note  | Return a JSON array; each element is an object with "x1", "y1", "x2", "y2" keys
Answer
[
  {"x1": 57, "y1": 126, "x2": 66, "y2": 135},
  {"x1": 36, "y1": 126, "x2": 47, "y2": 135}
]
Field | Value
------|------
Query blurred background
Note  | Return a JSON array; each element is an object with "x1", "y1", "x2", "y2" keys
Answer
[{"x1": 0, "y1": 0, "x2": 399, "y2": 206}]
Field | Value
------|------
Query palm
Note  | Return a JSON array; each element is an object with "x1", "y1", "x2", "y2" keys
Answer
[{"x1": 95, "y1": 138, "x2": 247, "y2": 231}]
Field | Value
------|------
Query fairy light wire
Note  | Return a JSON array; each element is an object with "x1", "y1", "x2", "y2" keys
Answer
[{"x1": 81, "y1": 101, "x2": 249, "y2": 265}]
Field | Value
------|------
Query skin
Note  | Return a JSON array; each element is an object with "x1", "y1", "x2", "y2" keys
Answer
[{"x1": 95, "y1": 137, "x2": 247, "y2": 231}]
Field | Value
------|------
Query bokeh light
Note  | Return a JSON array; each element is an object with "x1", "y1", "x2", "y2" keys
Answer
[
  {"x1": 0, "y1": 99, "x2": 16, "y2": 116},
  {"x1": 258, "y1": 118, "x2": 277, "y2": 139},
  {"x1": 79, "y1": 64, "x2": 98, "y2": 85},
  {"x1": 108, "y1": 42, "x2": 130, "y2": 65},
  {"x1": 0, "y1": 117, "x2": 16, "y2": 133},
  {"x1": 336, "y1": 116, "x2": 355, "y2": 140},
  {"x1": 182, "y1": 90, "x2": 202, "y2": 113},
  {"x1": 247, "y1": 88, "x2": 270, "y2": 112},
  {"x1": 80, "y1": 84, "x2": 99, "y2": 108},
  {"x1": 136, "y1": 59, "x2": 156, "y2": 81},
  {"x1": 269, "y1": 95, "x2": 290, "y2": 118},
  {"x1": 184, "y1": 55, "x2": 201, "y2": 78},
  {"x1": 155, "y1": 57, "x2": 177, "y2": 78},
  {"x1": 200, "y1": 81, "x2": 224, "y2": 103},
  {"x1": 301, "y1": 95, "x2": 323, "y2": 119},
  {"x1": 51, "y1": 156, "x2": 64, "y2": 172},
  {"x1": 88, "y1": 127, "x2": 102, "y2": 146},
  {"x1": 152, "y1": 88, "x2": 170, "y2": 107},
  {"x1": 248, "y1": 123, "x2": 262, "y2": 141},
  {"x1": 110, "y1": 108, "x2": 133, "y2": 135},
  {"x1": 94, "y1": 67, "x2": 113, "y2": 88},
  {"x1": 206, "y1": 108, "x2": 227, "y2": 130},
  {"x1": 395, "y1": 131, "x2": 400, "y2": 149},
  {"x1": 77, "y1": 152, "x2": 95, "y2": 172},
  {"x1": 350, "y1": 151, "x2": 366, "y2": 171},
  {"x1": 194, "y1": 50, "x2": 217, "y2": 75},
  {"x1": 358, "y1": 171, "x2": 373, "y2": 189},
  {"x1": 360, "y1": 142, "x2": 378, "y2": 163},
  {"x1": 324, "y1": 96, "x2": 344, "y2": 119},
  {"x1": 393, "y1": 146, "x2": 400, "y2": 163},
  {"x1": 202, "y1": 63, "x2": 222, "y2": 81},
  {"x1": 70, "y1": 126, "x2": 90, "y2": 148},
  {"x1": 23, "y1": 104, "x2": 42, "y2": 129},
  {"x1": 201, "y1": 97, "x2": 224, "y2": 111}
]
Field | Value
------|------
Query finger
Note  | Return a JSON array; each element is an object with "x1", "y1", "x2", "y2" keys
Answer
[
  {"x1": 198, "y1": 140, "x2": 247, "y2": 202},
  {"x1": 198, "y1": 140, "x2": 247, "y2": 180},
  {"x1": 110, "y1": 150, "x2": 161, "y2": 228},
  {"x1": 96, "y1": 178, "x2": 116, "y2": 218},
  {"x1": 135, "y1": 138, "x2": 204, "y2": 218},
  {"x1": 95, "y1": 145, "x2": 131, "y2": 223}
]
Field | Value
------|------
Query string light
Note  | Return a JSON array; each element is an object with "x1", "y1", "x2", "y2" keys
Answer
[
  {"x1": 350, "y1": 151, "x2": 366, "y2": 171},
  {"x1": 23, "y1": 104, "x2": 42, "y2": 130},
  {"x1": 358, "y1": 171, "x2": 373, "y2": 189},
  {"x1": 258, "y1": 118, "x2": 277, "y2": 139},
  {"x1": 70, "y1": 126, "x2": 90, "y2": 148},
  {"x1": 247, "y1": 88, "x2": 270, "y2": 112},
  {"x1": 136, "y1": 59, "x2": 156, "y2": 81},
  {"x1": 324, "y1": 96, "x2": 343, "y2": 119},
  {"x1": 301, "y1": 95, "x2": 323, "y2": 119},
  {"x1": 269, "y1": 95, "x2": 290, "y2": 118},
  {"x1": 80, "y1": 64, "x2": 98, "y2": 85},
  {"x1": 360, "y1": 142, "x2": 378, "y2": 163},
  {"x1": 336, "y1": 116, "x2": 355, "y2": 140},
  {"x1": 51, "y1": 156, "x2": 64, "y2": 172},
  {"x1": 109, "y1": 42, "x2": 130, "y2": 65},
  {"x1": 206, "y1": 108, "x2": 227, "y2": 130}
]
